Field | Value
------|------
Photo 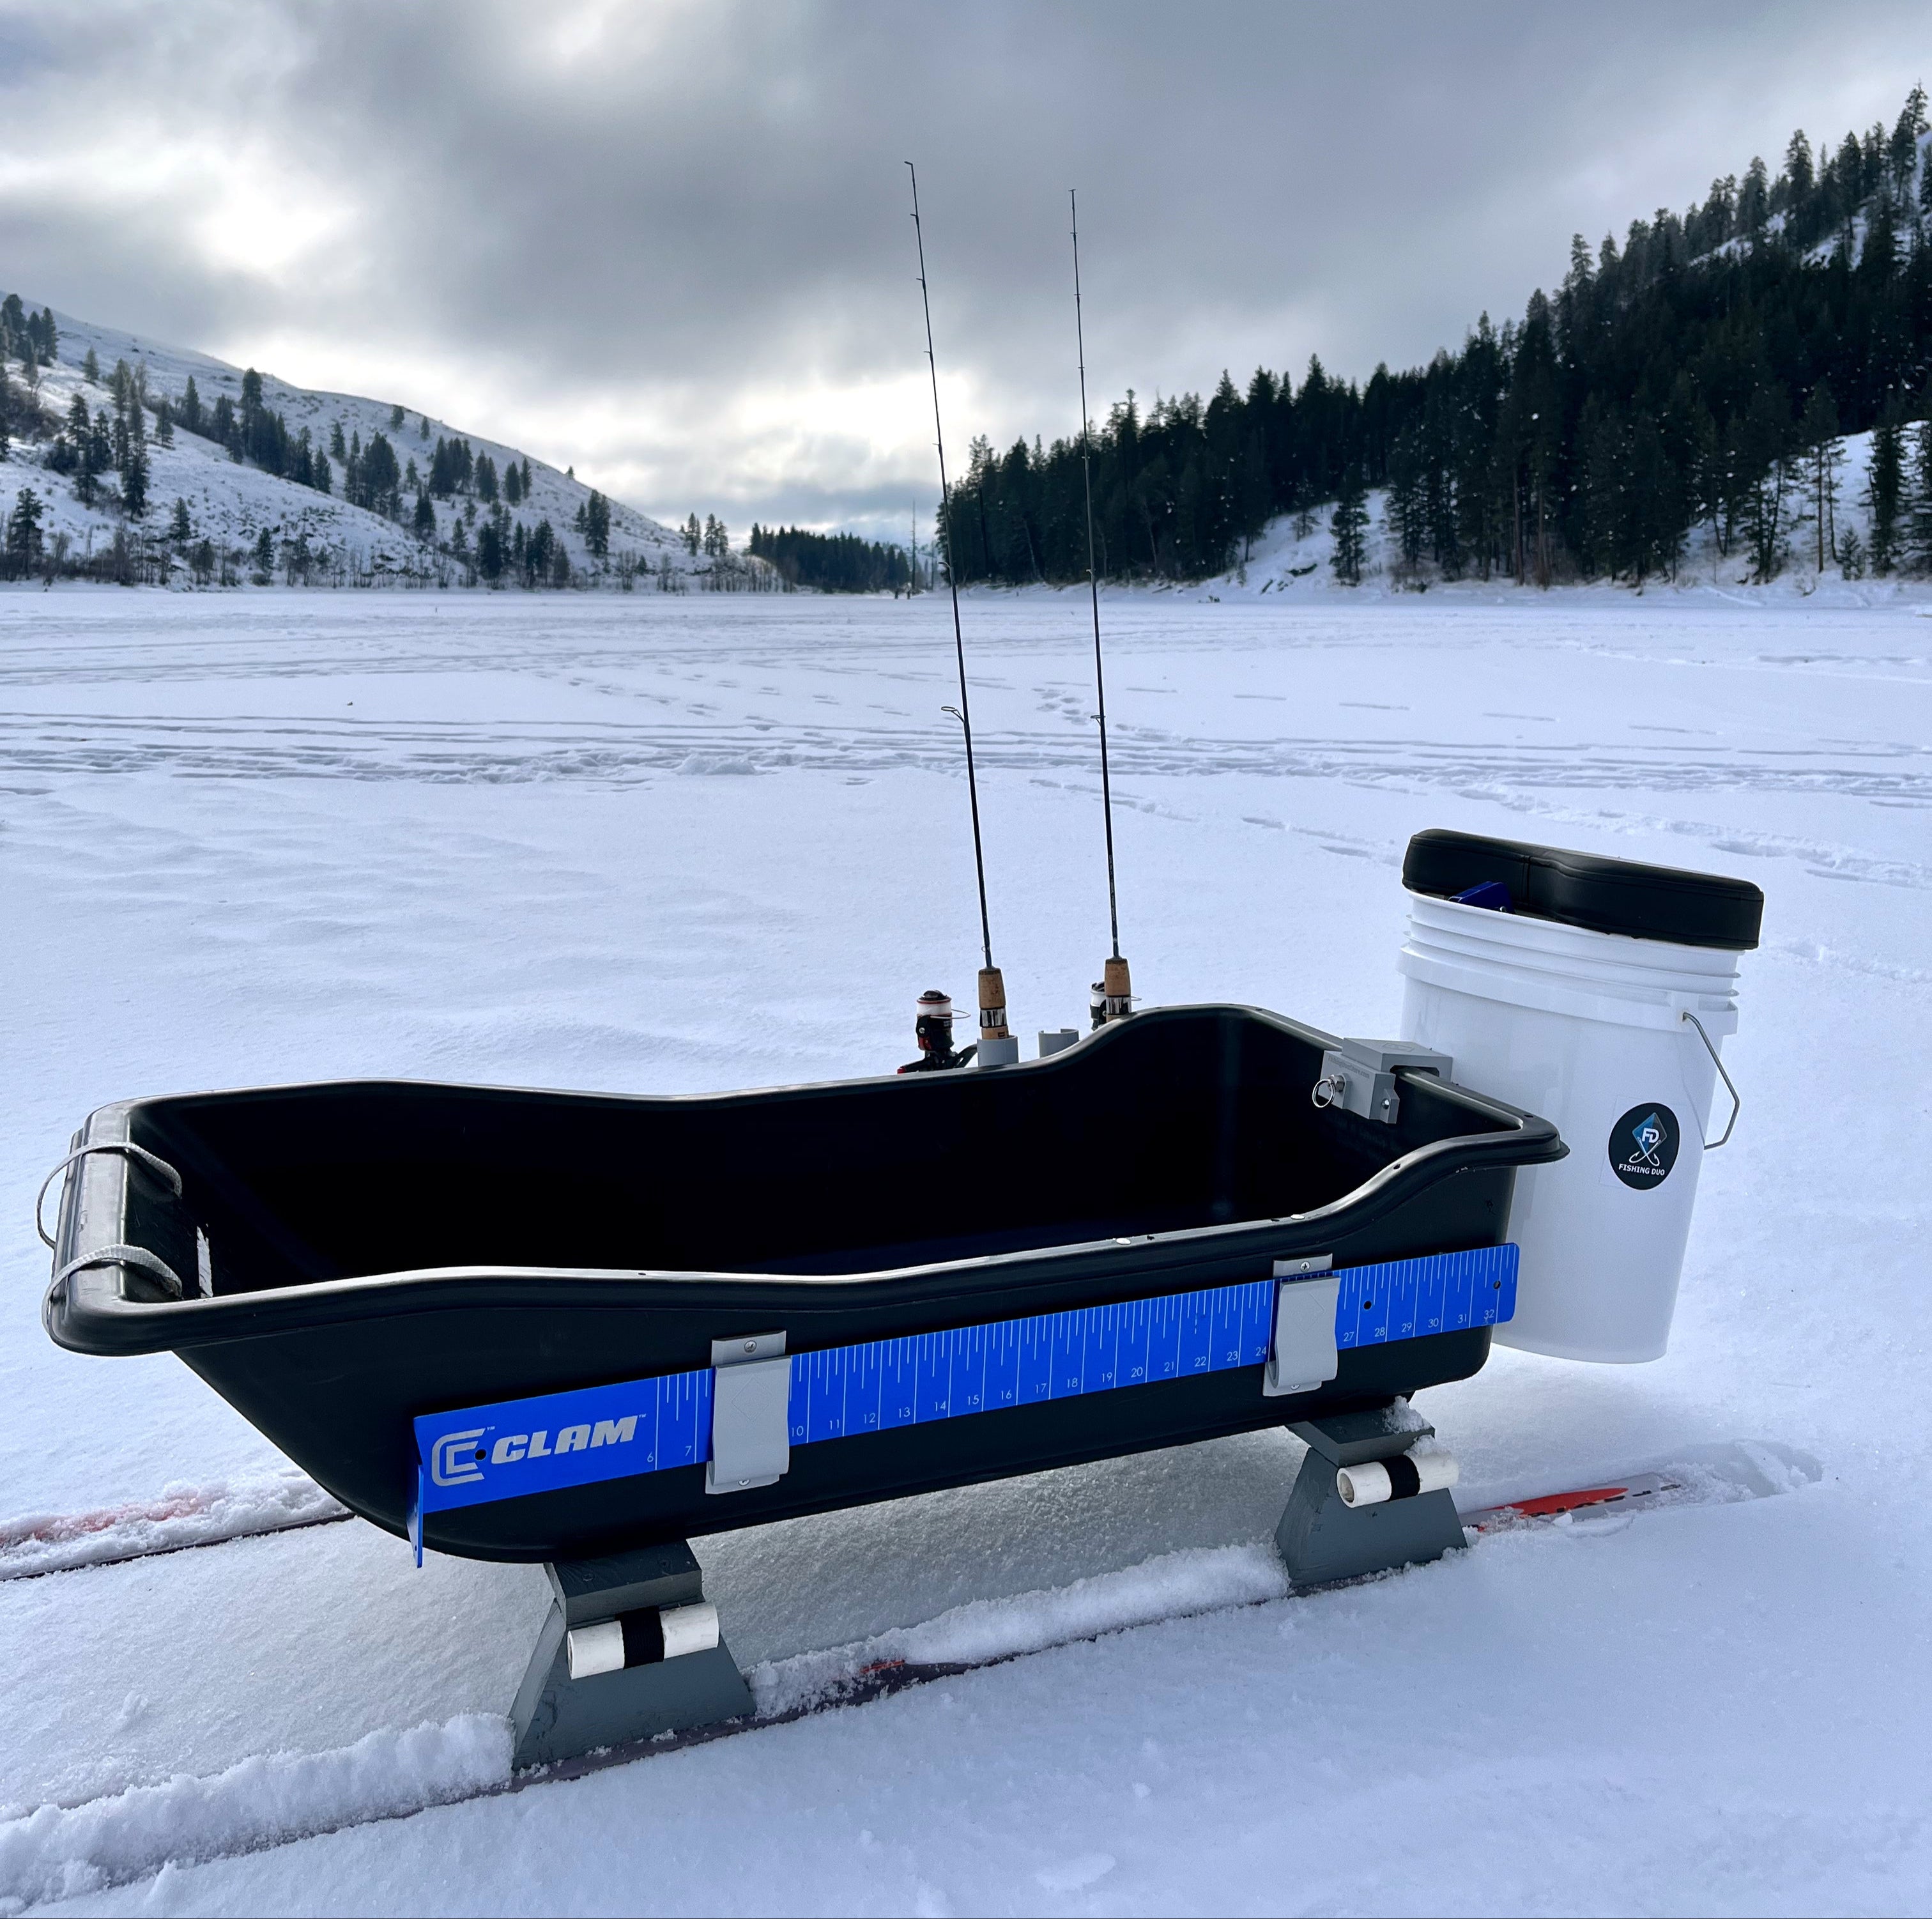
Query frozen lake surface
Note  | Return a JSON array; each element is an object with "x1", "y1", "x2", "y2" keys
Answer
[{"x1": 2, "y1": 585, "x2": 1929, "y2": 1914}]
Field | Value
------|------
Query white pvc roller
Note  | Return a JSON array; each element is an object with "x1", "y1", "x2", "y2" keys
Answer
[
  {"x1": 564, "y1": 1603, "x2": 719, "y2": 1679},
  {"x1": 659, "y1": 1601, "x2": 721, "y2": 1660},
  {"x1": 1399, "y1": 893, "x2": 1744, "y2": 1362},
  {"x1": 565, "y1": 1619, "x2": 625, "y2": 1680},
  {"x1": 1337, "y1": 1451, "x2": 1459, "y2": 1508}
]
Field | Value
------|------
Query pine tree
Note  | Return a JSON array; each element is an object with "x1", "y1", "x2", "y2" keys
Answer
[
  {"x1": 684, "y1": 512, "x2": 701, "y2": 555},
  {"x1": 179, "y1": 376, "x2": 203, "y2": 435},
  {"x1": 1800, "y1": 383, "x2": 1843, "y2": 571},
  {"x1": 1889, "y1": 86, "x2": 1928, "y2": 194},
  {"x1": 79, "y1": 413, "x2": 110, "y2": 507},
  {"x1": 83, "y1": 345, "x2": 100, "y2": 385},
  {"x1": 329, "y1": 421, "x2": 347, "y2": 461},
  {"x1": 1869, "y1": 409, "x2": 1906, "y2": 574},
  {"x1": 502, "y1": 458, "x2": 521, "y2": 505},
  {"x1": 1907, "y1": 420, "x2": 1932, "y2": 575},
  {"x1": 1735, "y1": 386, "x2": 1792, "y2": 582},
  {"x1": 585, "y1": 489, "x2": 610, "y2": 558},
  {"x1": 477, "y1": 516, "x2": 503, "y2": 582},
  {"x1": 121, "y1": 443, "x2": 150, "y2": 517},
  {"x1": 520, "y1": 459, "x2": 533, "y2": 497},
  {"x1": 390, "y1": 403, "x2": 405, "y2": 431},
  {"x1": 5, "y1": 488, "x2": 45, "y2": 580},
  {"x1": 253, "y1": 526, "x2": 275, "y2": 575},
  {"x1": 1329, "y1": 470, "x2": 1368, "y2": 585},
  {"x1": 1386, "y1": 425, "x2": 1426, "y2": 573},
  {"x1": 169, "y1": 497, "x2": 192, "y2": 544},
  {"x1": 413, "y1": 489, "x2": 436, "y2": 541},
  {"x1": 155, "y1": 397, "x2": 174, "y2": 447}
]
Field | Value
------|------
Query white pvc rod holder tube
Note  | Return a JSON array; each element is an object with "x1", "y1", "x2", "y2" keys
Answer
[
  {"x1": 660, "y1": 1600, "x2": 721, "y2": 1660},
  {"x1": 565, "y1": 1602, "x2": 722, "y2": 1680},
  {"x1": 565, "y1": 1619, "x2": 625, "y2": 1680},
  {"x1": 1337, "y1": 1451, "x2": 1460, "y2": 1509}
]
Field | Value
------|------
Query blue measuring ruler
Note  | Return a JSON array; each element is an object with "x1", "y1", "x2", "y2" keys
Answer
[{"x1": 414, "y1": 1243, "x2": 1516, "y2": 1521}]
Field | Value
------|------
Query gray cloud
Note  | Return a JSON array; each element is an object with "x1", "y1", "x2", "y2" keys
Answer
[{"x1": 2, "y1": 0, "x2": 1924, "y2": 537}]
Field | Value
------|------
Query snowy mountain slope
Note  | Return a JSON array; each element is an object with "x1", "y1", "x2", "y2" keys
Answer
[{"x1": 0, "y1": 301, "x2": 705, "y2": 584}]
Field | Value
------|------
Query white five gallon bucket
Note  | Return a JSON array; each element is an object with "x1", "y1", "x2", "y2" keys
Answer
[{"x1": 1398, "y1": 892, "x2": 1745, "y2": 1362}]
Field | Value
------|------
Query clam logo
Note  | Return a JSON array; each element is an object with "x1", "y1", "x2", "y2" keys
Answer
[
  {"x1": 1609, "y1": 1102, "x2": 1680, "y2": 1191},
  {"x1": 429, "y1": 1428, "x2": 487, "y2": 1486}
]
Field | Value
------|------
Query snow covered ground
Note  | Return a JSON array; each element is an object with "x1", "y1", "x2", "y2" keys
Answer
[{"x1": 1, "y1": 583, "x2": 1929, "y2": 1914}]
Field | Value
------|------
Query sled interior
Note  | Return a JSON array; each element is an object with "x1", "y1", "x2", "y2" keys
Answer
[{"x1": 121, "y1": 1006, "x2": 1522, "y2": 1293}]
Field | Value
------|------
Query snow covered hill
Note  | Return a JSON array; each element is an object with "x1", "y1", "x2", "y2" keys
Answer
[{"x1": 0, "y1": 300, "x2": 732, "y2": 589}]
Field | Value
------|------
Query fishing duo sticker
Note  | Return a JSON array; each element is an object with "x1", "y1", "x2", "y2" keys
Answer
[{"x1": 1607, "y1": 1103, "x2": 1680, "y2": 1191}]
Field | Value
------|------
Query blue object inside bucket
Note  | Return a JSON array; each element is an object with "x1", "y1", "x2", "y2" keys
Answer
[{"x1": 1453, "y1": 880, "x2": 1513, "y2": 911}]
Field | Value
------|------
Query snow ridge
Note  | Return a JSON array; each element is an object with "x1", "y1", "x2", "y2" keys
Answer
[
  {"x1": 0, "y1": 1470, "x2": 347, "y2": 1583},
  {"x1": 0, "y1": 1716, "x2": 510, "y2": 1913}
]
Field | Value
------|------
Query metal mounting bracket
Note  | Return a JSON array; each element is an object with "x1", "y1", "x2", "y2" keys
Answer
[
  {"x1": 706, "y1": 1330, "x2": 790, "y2": 1495},
  {"x1": 509, "y1": 1541, "x2": 754, "y2": 1769},
  {"x1": 1311, "y1": 1037, "x2": 1452, "y2": 1125},
  {"x1": 1273, "y1": 1399, "x2": 1464, "y2": 1589},
  {"x1": 1264, "y1": 1254, "x2": 1339, "y2": 1397}
]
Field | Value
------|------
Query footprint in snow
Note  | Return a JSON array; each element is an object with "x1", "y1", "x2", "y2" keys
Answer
[{"x1": 1036, "y1": 1853, "x2": 1117, "y2": 1892}]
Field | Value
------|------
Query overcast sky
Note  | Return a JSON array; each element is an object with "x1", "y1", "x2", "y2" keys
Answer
[{"x1": 2, "y1": 1, "x2": 1926, "y2": 539}]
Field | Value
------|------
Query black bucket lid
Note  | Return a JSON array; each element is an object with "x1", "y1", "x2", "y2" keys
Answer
[{"x1": 1403, "y1": 828, "x2": 1763, "y2": 951}]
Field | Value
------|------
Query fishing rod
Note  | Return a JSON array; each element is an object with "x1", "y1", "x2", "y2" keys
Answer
[
  {"x1": 907, "y1": 160, "x2": 1011, "y2": 1061},
  {"x1": 1071, "y1": 188, "x2": 1132, "y2": 1028}
]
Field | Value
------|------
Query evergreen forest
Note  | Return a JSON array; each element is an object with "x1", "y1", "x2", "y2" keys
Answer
[
  {"x1": 748, "y1": 524, "x2": 914, "y2": 592},
  {"x1": 941, "y1": 88, "x2": 1932, "y2": 589}
]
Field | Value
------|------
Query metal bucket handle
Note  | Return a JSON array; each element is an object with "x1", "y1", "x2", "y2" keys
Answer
[{"x1": 1681, "y1": 1010, "x2": 1740, "y2": 1151}]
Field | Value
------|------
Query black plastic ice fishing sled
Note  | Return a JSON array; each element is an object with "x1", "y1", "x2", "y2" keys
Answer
[{"x1": 43, "y1": 1003, "x2": 1561, "y2": 1763}]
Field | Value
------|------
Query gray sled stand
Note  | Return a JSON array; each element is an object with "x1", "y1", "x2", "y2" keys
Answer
[
  {"x1": 1275, "y1": 1402, "x2": 1466, "y2": 1589},
  {"x1": 510, "y1": 1541, "x2": 753, "y2": 1769}
]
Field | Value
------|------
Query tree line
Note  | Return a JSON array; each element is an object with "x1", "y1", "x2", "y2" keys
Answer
[
  {"x1": 942, "y1": 86, "x2": 1932, "y2": 589},
  {"x1": 747, "y1": 523, "x2": 913, "y2": 592}
]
